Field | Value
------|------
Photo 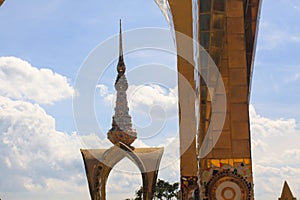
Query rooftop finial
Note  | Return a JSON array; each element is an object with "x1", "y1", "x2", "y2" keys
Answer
[
  {"x1": 117, "y1": 19, "x2": 125, "y2": 75},
  {"x1": 119, "y1": 19, "x2": 123, "y2": 59},
  {"x1": 279, "y1": 181, "x2": 296, "y2": 200}
]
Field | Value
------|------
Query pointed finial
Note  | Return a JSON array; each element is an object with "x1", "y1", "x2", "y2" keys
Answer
[
  {"x1": 279, "y1": 181, "x2": 296, "y2": 200},
  {"x1": 119, "y1": 19, "x2": 123, "y2": 58},
  {"x1": 117, "y1": 19, "x2": 125, "y2": 75}
]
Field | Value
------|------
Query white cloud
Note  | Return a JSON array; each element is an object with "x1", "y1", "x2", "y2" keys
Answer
[
  {"x1": 97, "y1": 83, "x2": 178, "y2": 118},
  {"x1": 285, "y1": 72, "x2": 300, "y2": 83},
  {"x1": 128, "y1": 84, "x2": 177, "y2": 115},
  {"x1": 250, "y1": 105, "x2": 300, "y2": 199},
  {"x1": 258, "y1": 21, "x2": 300, "y2": 50},
  {"x1": 0, "y1": 56, "x2": 73, "y2": 104},
  {"x1": 96, "y1": 84, "x2": 109, "y2": 97},
  {"x1": 0, "y1": 96, "x2": 93, "y2": 199},
  {"x1": 0, "y1": 94, "x2": 179, "y2": 199}
]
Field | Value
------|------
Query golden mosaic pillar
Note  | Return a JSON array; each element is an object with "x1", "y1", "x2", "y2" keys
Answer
[
  {"x1": 168, "y1": 0, "x2": 261, "y2": 199},
  {"x1": 197, "y1": 1, "x2": 261, "y2": 199}
]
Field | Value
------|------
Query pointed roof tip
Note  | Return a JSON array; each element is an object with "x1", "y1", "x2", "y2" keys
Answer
[
  {"x1": 117, "y1": 19, "x2": 125, "y2": 74},
  {"x1": 279, "y1": 180, "x2": 296, "y2": 200},
  {"x1": 119, "y1": 19, "x2": 123, "y2": 58}
]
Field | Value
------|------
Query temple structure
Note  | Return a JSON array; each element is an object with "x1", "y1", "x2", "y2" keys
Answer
[
  {"x1": 107, "y1": 20, "x2": 137, "y2": 146},
  {"x1": 80, "y1": 1, "x2": 297, "y2": 199},
  {"x1": 81, "y1": 21, "x2": 164, "y2": 200}
]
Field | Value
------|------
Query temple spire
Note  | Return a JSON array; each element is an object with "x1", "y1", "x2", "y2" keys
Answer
[
  {"x1": 107, "y1": 20, "x2": 137, "y2": 146},
  {"x1": 117, "y1": 19, "x2": 125, "y2": 75},
  {"x1": 119, "y1": 19, "x2": 123, "y2": 60}
]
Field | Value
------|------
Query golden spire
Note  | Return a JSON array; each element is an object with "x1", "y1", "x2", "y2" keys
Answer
[
  {"x1": 279, "y1": 181, "x2": 296, "y2": 200},
  {"x1": 117, "y1": 19, "x2": 125, "y2": 75}
]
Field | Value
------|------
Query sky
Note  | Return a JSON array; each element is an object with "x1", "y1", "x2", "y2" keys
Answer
[{"x1": 0, "y1": 0, "x2": 300, "y2": 200}]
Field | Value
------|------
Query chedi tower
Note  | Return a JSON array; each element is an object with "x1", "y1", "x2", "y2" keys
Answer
[{"x1": 107, "y1": 20, "x2": 137, "y2": 146}]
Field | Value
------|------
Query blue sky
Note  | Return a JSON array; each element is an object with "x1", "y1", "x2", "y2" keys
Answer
[{"x1": 0, "y1": 0, "x2": 300, "y2": 199}]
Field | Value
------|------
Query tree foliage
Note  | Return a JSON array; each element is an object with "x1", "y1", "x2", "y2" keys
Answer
[{"x1": 130, "y1": 179, "x2": 179, "y2": 200}]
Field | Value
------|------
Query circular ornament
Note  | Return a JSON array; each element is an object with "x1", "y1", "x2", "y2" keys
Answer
[{"x1": 206, "y1": 172, "x2": 251, "y2": 200}]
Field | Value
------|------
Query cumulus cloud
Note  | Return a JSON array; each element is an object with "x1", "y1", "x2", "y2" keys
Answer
[
  {"x1": 0, "y1": 56, "x2": 73, "y2": 104},
  {"x1": 250, "y1": 105, "x2": 298, "y2": 137},
  {"x1": 0, "y1": 96, "x2": 121, "y2": 200},
  {"x1": 97, "y1": 83, "x2": 178, "y2": 118},
  {"x1": 0, "y1": 96, "x2": 85, "y2": 196},
  {"x1": 128, "y1": 84, "x2": 177, "y2": 116},
  {"x1": 0, "y1": 94, "x2": 178, "y2": 199},
  {"x1": 250, "y1": 105, "x2": 300, "y2": 199}
]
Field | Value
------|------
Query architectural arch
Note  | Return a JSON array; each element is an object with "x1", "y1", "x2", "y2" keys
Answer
[{"x1": 81, "y1": 142, "x2": 163, "y2": 200}]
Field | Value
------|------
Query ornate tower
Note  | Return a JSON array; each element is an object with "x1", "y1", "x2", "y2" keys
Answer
[{"x1": 107, "y1": 20, "x2": 137, "y2": 146}]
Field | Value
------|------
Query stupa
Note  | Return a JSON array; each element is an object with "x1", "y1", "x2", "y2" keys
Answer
[{"x1": 107, "y1": 20, "x2": 137, "y2": 146}]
